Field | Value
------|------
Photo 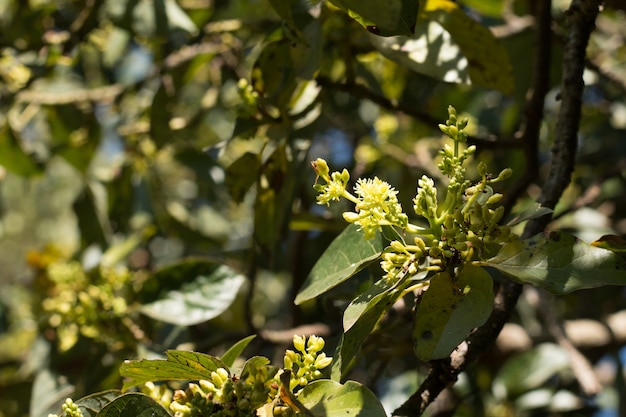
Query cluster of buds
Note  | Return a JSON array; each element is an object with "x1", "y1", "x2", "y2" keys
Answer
[
  {"x1": 237, "y1": 78, "x2": 259, "y2": 118},
  {"x1": 37, "y1": 259, "x2": 136, "y2": 351},
  {"x1": 283, "y1": 335, "x2": 333, "y2": 391},
  {"x1": 313, "y1": 106, "x2": 516, "y2": 281},
  {"x1": 48, "y1": 398, "x2": 83, "y2": 417},
  {"x1": 166, "y1": 335, "x2": 331, "y2": 417}
]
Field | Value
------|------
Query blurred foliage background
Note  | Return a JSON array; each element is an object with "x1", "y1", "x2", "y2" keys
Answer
[{"x1": 1, "y1": 0, "x2": 626, "y2": 416}]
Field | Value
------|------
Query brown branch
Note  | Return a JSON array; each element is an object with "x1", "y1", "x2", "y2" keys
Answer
[
  {"x1": 502, "y1": 0, "x2": 554, "y2": 213},
  {"x1": 314, "y1": 76, "x2": 521, "y2": 151},
  {"x1": 393, "y1": 0, "x2": 603, "y2": 414}
]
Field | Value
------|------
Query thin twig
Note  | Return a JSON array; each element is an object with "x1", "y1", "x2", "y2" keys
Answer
[{"x1": 315, "y1": 76, "x2": 521, "y2": 151}]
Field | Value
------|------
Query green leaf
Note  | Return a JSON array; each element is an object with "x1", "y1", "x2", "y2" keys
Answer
[
  {"x1": 331, "y1": 287, "x2": 402, "y2": 380},
  {"x1": 221, "y1": 335, "x2": 256, "y2": 367},
  {"x1": 343, "y1": 269, "x2": 427, "y2": 331},
  {"x1": 479, "y1": 231, "x2": 626, "y2": 294},
  {"x1": 370, "y1": 19, "x2": 471, "y2": 85},
  {"x1": 225, "y1": 152, "x2": 260, "y2": 203},
  {"x1": 458, "y1": 0, "x2": 503, "y2": 17},
  {"x1": 506, "y1": 203, "x2": 553, "y2": 226},
  {"x1": 120, "y1": 350, "x2": 228, "y2": 391},
  {"x1": 298, "y1": 380, "x2": 387, "y2": 417},
  {"x1": 96, "y1": 393, "x2": 170, "y2": 417},
  {"x1": 492, "y1": 343, "x2": 570, "y2": 399},
  {"x1": 421, "y1": 0, "x2": 514, "y2": 94},
  {"x1": 0, "y1": 125, "x2": 44, "y2": 176},
  {"x1": 252, "y1": 40, "x2": 299, "y2": 111},
  {"x1": 413, "y1": 266, "x2": 493, "y2": 361},
  {"x1": 73, "y1": 390, "x2": 123, "y2": 417},
  {"x1": 140, "y1": 264, "x2": 245, "y2": 326},
  {"x1": 295, "y1": 224, "x2": 386, "y2": 305},
  {"x1": 328, "y1": 0, "x2": 419, "y2": 36}
]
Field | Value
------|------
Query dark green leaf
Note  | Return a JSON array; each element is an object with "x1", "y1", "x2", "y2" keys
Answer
[
  {"x1": 0, "y1": 126, "x2": 44, "y2": 176},
  {"x1": 295, "y1": 224, "x2": 386, "y2": 305},
  {"x1": 413, "y1": 266, "x2": 493, "y2": 360},
  {"x1": 120, "y1": 350, "x2": 227, "y2": 391},
  {"x1": 298, "y1": 380, "x2": 387, "y2": 417},
  {"x1": 343, "y1": 269, "x2": 427, "y2": 331},
  {"x1": 479, "y1": 231, "x2": 626, "y2": 294},
  {"x1": 506, "y1": 203, "x2": 553, "y2": 227},
  {"x1": 221, "y1": 335, "x2": 256, "y2": 367},
  {"x1": 96, "y1": 393, "x2": 170, "y2": 417},
  {"x1": 140, "y1": 264, "x2": 246, "y2": 326},
  {"x1": 74, "y1": 390, "x2": 123, "y2": 417},
  {"x1": 328, "y1": 0, "x2": 419, "y2": 36},
  {"x1": 225, "y1": 152, "x2": 260, "y2": 203},
  {"x1": 331, "y1": 288, "x2": 402, "y2": 380}
]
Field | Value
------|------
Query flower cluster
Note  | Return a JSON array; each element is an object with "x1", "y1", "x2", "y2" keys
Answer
[
  {"x1": 312, "y1": 159, "x2": 410, "y2": 239},
  {"x1": 166, "y1": 335, "x2": 331, "y2": 417},
  {"x1": 168, "y1": 366, "x2": 275, "y2": 417},
  {"x1": 48, "y1": 398, "x2": 83, "y2": 417},
  {"x1": 283, "y1": 335, "x2": 333, "y2": 391},
  {"x1": 32, "y1": 255, "x2": 140, "y2": 352},
  {"x1": 313, "y1": 106, "x2": 516, "y2": 281}
]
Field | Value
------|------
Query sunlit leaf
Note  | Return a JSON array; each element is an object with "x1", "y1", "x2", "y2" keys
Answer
[
  {"x1": 96, "y1": 393, "x2": 170, "y2": 417},
  {"x1": 221, "y1": 335, "x2": 256, "y2": 368},
  {"x1": 140, "y1": 264, "x2": 245, "y2": 326},
  {"x1": 295, "y1": 224, "x2": 386, "y2": 305},
  {"x1": 479, "y1": 231, "x2": 626, "y2": 294},
  {"x1": 328, "y1": 0, "x2": 419, "y2": 36},
  {"x1": 492, "y1": 343, "x2": 570, "y2": 399},
  {"x1": 506, "y1": 203, "x2": 553, "y2": 226},
  {"x1": 420, "y1": 0, "x2": 514, "y2": 94},
  {"x1": 298, "y1": 380, "x2": 387, "y2": 417},
  {"x1": 591, "y1": 235, "x2": 626, "y2": 253},
  {"x1": 413, "y1": 266, "x2": 493, "y2": 361},
  {"x1": 120, "y1": 350, "x2": 227, "y2": 391},
  {"x1": 458, "y1": 0, "x2": 503, "y2": 17},
  {"x1": 370, "y1": 19, "x2": 471, "y2": 85},
  {"x1": 0, "y1": 126, "x2": 44, "y2": 176}
]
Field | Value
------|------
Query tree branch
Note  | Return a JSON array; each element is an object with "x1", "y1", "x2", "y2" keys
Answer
[
  {"x1": 314, "y1": 76, "x2": 521, "y2": 151},
  {"x1": 393, "y1": 0, "x2": 603, "y2": 414}
]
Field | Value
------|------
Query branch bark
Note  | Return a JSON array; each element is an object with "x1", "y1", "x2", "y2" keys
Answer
[{"x1": 393, "y1": 0, "x2": 603, "y2": 414}]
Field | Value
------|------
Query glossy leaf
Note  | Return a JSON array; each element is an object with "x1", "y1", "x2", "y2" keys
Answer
[
  {"x1": 328, "y1": 0, "x2": 419, "y2": 36},
  {"x1": 506, "y1": 203, "x2": 553, "y2": 226},
  {"x1": 96, "y1": 393, "x2": 170, "y2": 417},
  {"x1": 73, "y1": 390, "x2": 123, "y2": 417},
  {"x1": 140, "y1": 264, "x2": 245, "y2": 326},
  {"x1": 413, "y1": 266, "x2": 493, "y2": 361},
  {"x1": 295, "y1": 224, "x2": 386, "y2": 305},
  {"x1": 298, "y1": 379, "x2": 387, "y2": 417},
  {"x1": 370, "y1": 19, "x2": 471, "y2": 85},
  {"x1": 221, "y1": 335, "x2": 257, "y2": 368},
  {"x1": 479, "y1": 231, "x2": 626, "y2": 294},
  {"x1": 492, "y1": 343, "x2": 570, "y2": 399},
  {"x1": 331, "y1": 287, "x2": 402, "y2": 380},
  {"x1": 421, "y1": 0, "x2": 514, "y2": 94},
  {"x1": 120, "y1": 350, "x2": 228, "y2": 391},
  {"x1": 343, "y1": 269, "x2": 427, "y2": 331}
]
